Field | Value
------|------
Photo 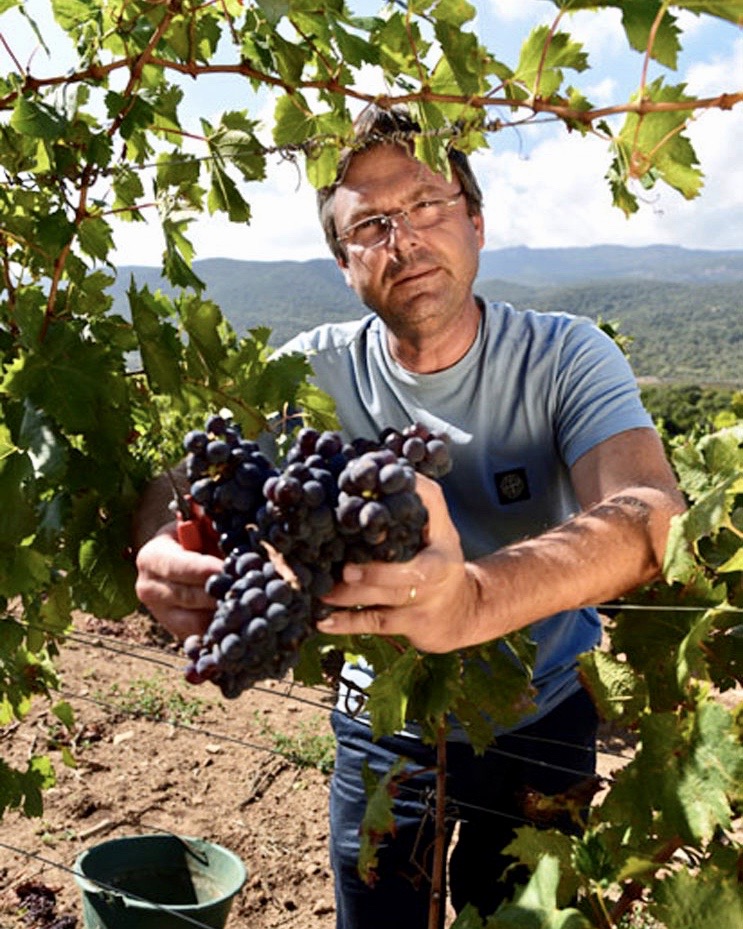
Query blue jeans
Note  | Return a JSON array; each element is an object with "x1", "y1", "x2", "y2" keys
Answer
[{"x1": 329, "y1": 687, "x2": 598, "y2": 929}]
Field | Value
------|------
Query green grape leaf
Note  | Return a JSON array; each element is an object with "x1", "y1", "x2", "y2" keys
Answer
[
  {"x1": 273, "y1": 92, "x2": 315, "y2": 146},
  {"x1": 485, "y1": 853, "x2": 591, "y2": 928},
  {"x1": 620, "y1": 2, "x2": 682, "y2": 68},
  {"x1": 571, "y1": 828, "x2": 618, "y2": 885},
  {"x1": 0, "y1": 546, "x2": 50, "y2": 598},
  {"x1": 166, "y1": 11, "x2": 221, "y2": 62},
  {"x1": 407, "y1": 651, "x2": 463, "y2": 743},
  {"x1": 306, "y1": 141, "x2": 340, "y2": 190},
  {"x1": 451, "y1": 904, "x2": 486, "y2": 929},
  {"x1": 156, "y1": 150, "x2": 201, "y2": 187},
  {"x1": 112, "y1": 165, "x2": 145, "y2": 214},
  {"x1": 52, "y1": 700, "x2": 75, "y2": 729},
  {"x1": 718, "y1": 547, "x2": 743, "y2": 572},
  {"x1": 649, "y1": 863, "x2": 743, "y2": 929},
  {"x1": 680, "y1": 478, "x2": 736, "y2": 544},
  {"x1": 433, "y1": 0, "x2": 476, "y2": 28},
  {"x1": 606, "y1": 150, "x2": 640, "y2": 216},
  {"x1": 662, "y1": 516, "x2": 709, "y2": 586},
  {"x1": 77, "y1": 216, "x2": 114, "y2": 262},
  {"x1": 2, "y1": 325, "x2": 120, "y2": 433},
  {"x1": 365, "y1": 648, "x2": 419, "y2": 739},
  {"x1": 635, "y1": 701, "x2": 742, "y2": 845},
  {"x1": 682, "y1": 1, "x2": 743, "y2": 25},
  {"x1": 618, "y1": 79, "x2": 703, "y2": 201},
  {"x1": 0, "y1": 448, "x2": 36, "y2": 548},
  {"x1": 21, "y1": 755, "x2": 57, "y2": 817},
  {"x1": 671, "y1": 438, "x2": 714, "y2": 502},
  {"x1": 698, "y1": 424, "x2": 743, "y2": 478},
  {"x1": 514, "y1": 26, "x2": 588, "y2": 99},
  {"x1": 19, "y1": 400, "x2": 68, "y2": 483},
  {"x1": 35, "y1": 209, "x2": 76, "y2": 256},
  {"x1": 129, "y1": 284, "x2": 184, "y2": 395},
  {"x1": 330, "y1": 21, "x2": 378, "y2": 67},
  {"x1": 75, "y1": 527, "x2": 138, "y2": 620},
  {"x1": 611, "y1": 598, "x2": 701, "y2": 711},
  {"x1": 357, "y1": 756, "x2": 411, "y2": 884},
  {"x1": 433, "y1": 24, "x2": 485, "y2": 96},
  {"x1": 51, "y1": 0, "x2": 97, "y2": 32},
  {"x1": 453, "y1": 640, "x2": 537, "y2": 753},
  {"x1": 270, "y1": 31, "x2": 306, "y2": 84},
  {"x1": 256, "y1": 0, "x2": 290, "y2": 27},
  {"x1": 578, "y1": 648, "x2": 647, "y2": 725},
  {"x1": 10, "y1": 95, "x2": 66, "y2": 140},
  {"x1": 207, "y1": 160, "x2": 251, "y2": 221},
  {"x1": 503, "y1": 828, "x2": 580, "y2": 907},
  {"x1": 214, "y1": 114, "x2": 267, "y2": 180},
  {"x1": 39, "y1": 579, "x2": 73, "y2": 635},
  {"x1": 162, "y1": 218, "x2": 205, "y2": 290},
  {"x1": 179, "y1": 296, "x2": 232, "y2": 380}
]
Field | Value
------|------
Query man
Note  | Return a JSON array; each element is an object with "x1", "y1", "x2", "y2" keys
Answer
[{"x1": 134, "y1": 107, "x2": 686, "y2": 927}]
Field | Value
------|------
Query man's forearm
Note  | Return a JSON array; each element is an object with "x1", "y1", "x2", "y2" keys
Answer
[{"x1": 465, "y1": 484, "x2": 685, "y2": 645}]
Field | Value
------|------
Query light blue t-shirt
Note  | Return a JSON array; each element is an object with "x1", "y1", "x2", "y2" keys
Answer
[{"x1": 281, "y1": 299, "x2": 654, "y2": 734}]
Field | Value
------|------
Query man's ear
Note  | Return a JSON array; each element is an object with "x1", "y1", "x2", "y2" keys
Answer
[
  {"x1": 472, "y1": 211, "x2": 485, "y2": 249},
  {"x1": 337, "y1": 256, "x2": 352, "y2": 286}
]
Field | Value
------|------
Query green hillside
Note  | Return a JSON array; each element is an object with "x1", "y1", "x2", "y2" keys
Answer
[
  {"x1": 114, "y1": 247, "x2": 743, "y2": 386},
  {"x1": 476, "y1": 278, "x2": 743, "y2": 385}
]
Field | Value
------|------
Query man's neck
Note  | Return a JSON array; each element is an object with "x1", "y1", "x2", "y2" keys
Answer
[{"x1": 386, "y1": 296, "x2": 483, "y2": 373}]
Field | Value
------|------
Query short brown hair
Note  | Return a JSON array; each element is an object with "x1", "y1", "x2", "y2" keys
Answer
[{"x1": 317, "y1": 105, "x2": 483, "y2": 262}]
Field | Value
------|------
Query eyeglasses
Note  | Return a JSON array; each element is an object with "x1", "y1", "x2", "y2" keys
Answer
[{"x1": 337, "y1": 191, "x2": 464, "y2": 252}]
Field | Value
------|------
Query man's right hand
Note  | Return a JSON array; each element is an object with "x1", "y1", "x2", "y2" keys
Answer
[{"x1": 134, "y1": 522, "x2": 225, "y2": 640}]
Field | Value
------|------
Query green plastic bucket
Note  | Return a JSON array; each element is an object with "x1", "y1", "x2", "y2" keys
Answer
[{"x1": 73, "y1": 833, "x2": 246, "y2": 929}]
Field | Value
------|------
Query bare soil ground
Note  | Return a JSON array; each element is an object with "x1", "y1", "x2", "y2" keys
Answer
[{"x1": 0, "y1": 611, "x2": 337, "y2": 929}]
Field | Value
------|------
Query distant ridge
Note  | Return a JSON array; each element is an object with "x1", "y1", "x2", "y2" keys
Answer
[
  {"x1": 476, "y1": 244, "x2": 743, "y2": 286},
  {"x1": 113, "y1": 245, "x2": 743, "y2": 385}
]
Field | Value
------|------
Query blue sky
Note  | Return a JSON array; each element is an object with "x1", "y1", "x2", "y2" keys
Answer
[{"x1": 3, "y1": 1, "x2": 742, "y2": 264}]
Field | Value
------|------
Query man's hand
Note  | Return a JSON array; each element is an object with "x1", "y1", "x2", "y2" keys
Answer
[
  {"x1": 316, "y1": 476, "x2": 486, "y2": 653},
  {"x1": 134, "y1": 522, "x2": 224, "y2": 640},
  {"x1": 315, "y1": 429, "x2": 686, "y2": 654}
]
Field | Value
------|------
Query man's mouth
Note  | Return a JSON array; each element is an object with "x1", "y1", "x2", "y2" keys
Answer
[{"x1": 390, "y1": 264, "x2": 440, "y2": 287}]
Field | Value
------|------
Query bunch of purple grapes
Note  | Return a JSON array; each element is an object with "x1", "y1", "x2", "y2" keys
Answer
[
  {"x1": 179, "y1": 417, "x2": 452, "y2": 698},
  {"x1": 183, "y1": 542, "x2": 313, "y2": 698},
  {"x1": 183, "y1": 413, "x2": 279, "y2": 553}
]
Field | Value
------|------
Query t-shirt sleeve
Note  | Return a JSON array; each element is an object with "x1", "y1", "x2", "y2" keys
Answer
[{"x1": 553, "y1": 318, "x2": 654, "y2": 468}]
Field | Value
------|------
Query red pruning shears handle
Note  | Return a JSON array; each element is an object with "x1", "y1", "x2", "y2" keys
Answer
[
  {"x1": 175, "y1": 495, "x2": 222, "y2": 555},
  {"x1": 166, "y1": 470, "x2": 221, "y2": 555}
]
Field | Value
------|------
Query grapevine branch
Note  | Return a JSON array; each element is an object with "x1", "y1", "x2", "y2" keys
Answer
[
  {"x1": 427, "y1": 720, "x2": 448, "y2": 929},
  {"x1": 2, "y1": 55, "x2": 741, "y2": 132}
]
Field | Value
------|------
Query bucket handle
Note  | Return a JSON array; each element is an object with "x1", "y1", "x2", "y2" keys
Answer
[{"x1": 139, "y1": 824, "x2": 211, "y2": 867}]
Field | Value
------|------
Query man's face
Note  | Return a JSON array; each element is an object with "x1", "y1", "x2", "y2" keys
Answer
[{"x1": 332, "y1": 144, "x2": 484, "y2": 340}]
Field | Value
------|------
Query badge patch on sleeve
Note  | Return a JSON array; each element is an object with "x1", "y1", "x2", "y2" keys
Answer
[{"x1": 494, "y1": 468, "x2": 530, "y2": 504}]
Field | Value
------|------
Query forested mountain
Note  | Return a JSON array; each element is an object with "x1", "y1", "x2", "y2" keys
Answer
[{"x1": 114, "y1": 245, "x2": 743, "y2": 385}]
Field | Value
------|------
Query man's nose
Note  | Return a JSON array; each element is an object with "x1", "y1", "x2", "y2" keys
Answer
[{"x1": 387, "y1": 211, "x2": 419, "y2": 249}]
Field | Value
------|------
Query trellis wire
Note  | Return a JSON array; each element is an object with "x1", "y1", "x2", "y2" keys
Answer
[{"x1": 3, "y1": 604, "x2": 738, "y2": 925}]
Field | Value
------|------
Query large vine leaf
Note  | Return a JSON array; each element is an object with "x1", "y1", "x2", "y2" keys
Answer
[{"x1": 649, "y1": 862, "x2": 743, "y2": 929}]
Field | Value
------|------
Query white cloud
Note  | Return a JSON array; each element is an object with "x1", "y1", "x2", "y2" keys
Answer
[
  {"x1": 473, "y1": 63, "x2": 743, "y2": 255},
  {"x1": 485, "y1": 0, "x2": 546, "y2": 24},
  {"x1": 559, "y1": 6, "x2": 625, "y2": 61},
  {"x1": 108, "y1": 10, "x2": 743, "y2": 264}
]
